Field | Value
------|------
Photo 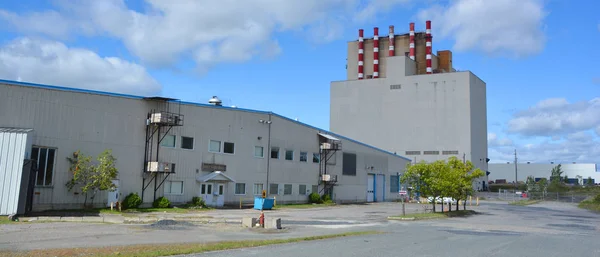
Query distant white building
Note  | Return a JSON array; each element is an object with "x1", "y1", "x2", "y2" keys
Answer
[{"x1": 488, "y1": 163, "x2": 599, "y2": 185}]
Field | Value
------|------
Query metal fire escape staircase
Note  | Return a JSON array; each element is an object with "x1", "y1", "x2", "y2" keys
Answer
[
  {"x1": 141, "y1": 97, "x2": 184, "y2": 203},
  {"x1": 317, "y1": 133, "x2": 342, "y2": 197}
]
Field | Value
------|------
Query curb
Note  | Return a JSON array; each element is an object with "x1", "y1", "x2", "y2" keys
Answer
[
  {"x1": 25, "y1": 215, "x2": 242, "y2": 225},
  {"x1": 387, "y1": 216, "x2": 416, "y2": 221}
]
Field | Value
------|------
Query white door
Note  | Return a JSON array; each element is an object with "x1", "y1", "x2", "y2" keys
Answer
[
  {"x1": 200, "y1": 183, "x2": 214, "y2": 206},
  {"x1": 216, "y1": 184, "x2": 225, "y2": 207},
  {"x1": 107, "y1": 179, "x2": 119, "y2": 207},
  {"x1": 367, "y1": 175, "x2": 374, "y2": 202}
]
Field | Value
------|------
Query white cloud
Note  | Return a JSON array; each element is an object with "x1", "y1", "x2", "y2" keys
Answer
[
  {"x1": 417, "y1": 0, "x2": 547, "y2": 57},
  {"x1": 507, "y1": 97, "x2": 600, "y2": 136},
  {"x1": 0, "y1": 0, "x2": 412, "y2": 71},
  {"x1": 0, "y1": 37, "x2": 161, "y2": 96},
  {"x1": 488, "y1": 133, "x2": 513, "y2": 147},
  {"x1": 488, "y1": 133, "x2": 600, "y2": 165}
]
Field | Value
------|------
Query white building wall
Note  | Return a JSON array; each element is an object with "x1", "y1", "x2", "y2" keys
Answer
[
  {"x1": 0, "y1": 80, "x2": 410, "y2": 211},
  {"x1": 330, "y1": 56, "x2": 488, "y2": 190}
]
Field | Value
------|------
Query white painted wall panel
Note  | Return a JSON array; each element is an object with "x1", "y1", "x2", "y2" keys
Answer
[{"x1": 0, "y1": 129, "x2": 31, "y2": 215}]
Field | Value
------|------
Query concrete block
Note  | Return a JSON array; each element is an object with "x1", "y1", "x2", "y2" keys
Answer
[
  {"x1": 103, "y1": 215, "x2": 124, "y2": 224},
  {"x1": 61, "y1": 216, "x2": 83, "y2": 222},
  {"x1": 242, "y1": 217, "x2": 257, "y2": 228},
  {"x1": 82, "y1": 216, "x2": 104, "y2": 223},
  {"x1": 38, "y1": 216, "x2": 61, "y2": 221},
  {"x1": 265, "y1": 217, "x2": 281, "y2": 229}
]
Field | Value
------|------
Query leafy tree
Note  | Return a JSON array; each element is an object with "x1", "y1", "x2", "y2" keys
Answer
[
  {"x1": 587, "y1": 176, "x2": 595, "y2": 186},
  {"x1": 549, "y1": 164, "x2": 563, "y2": 184},
  {"x1": 65, "y1": 149, "x2": 119, "y2": 207},
  {"x1": 563, "y1": 175, "x2": 569, "y2": 184},
  {"x1": 401, "y1": 161, "x2": 438, "y2": 212}
]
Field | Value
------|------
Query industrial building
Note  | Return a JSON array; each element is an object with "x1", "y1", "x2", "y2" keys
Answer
[
  {"x1": 330, "y1": 21, "x2": 489, "y2": 190},
  {"x1": 488, "y1": 163, "x2": 599, "y2": 185},
  {"x1": 0, "y1": 79, "x2": 411, "y2": 215}
]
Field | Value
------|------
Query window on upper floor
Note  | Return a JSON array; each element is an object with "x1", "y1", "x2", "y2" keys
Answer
[
  {"x1": 312, "y1": 153, "x2": 320, "y2": 163},
  {"x1": 285, "y1": 150, "x2": 294, "y2": 161},
  {"x1": 342, "y1": 152, "x2": 357, "y2": 176},
  {"x1": 254, "y1": 146, "x2": 264, "y2": 158},
  {"x1": 299, "y1": 152, "x2": 308, "y2": 162},
  {"x1": 209, "y1": 140, "x2": 221, "y2": 152},
  {"x1": 181, "y1": 136, "x2": 194, "y2": 150},
  {"x1": 224, "y1": 142, "x2": 235, "y2": 154},
  {"x1": 271, "y1": 147, "x2": 280, "y2": 159},
  {"x1": 161, "y1": 135, "x2": 176, "y2": 147}
]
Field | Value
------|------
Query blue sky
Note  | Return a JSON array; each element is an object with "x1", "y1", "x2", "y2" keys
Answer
[{"x1": 0, "y1": 0, "x2": 599, "y2": 166}]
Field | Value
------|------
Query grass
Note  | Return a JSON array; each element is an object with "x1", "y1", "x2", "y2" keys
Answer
[
  {"x1": 34, "y1": 206, "x2": 211, "y2": 216},
  {"x1": 3, "y1": 231, "x2": 382, "y2": 257},
  {"x1": 509, "y1": 199, "x2": 542, "y2": 206},
  {"x1": 0, "y1": 216, "x2": 18, "y2": 225},
  {"x1": 388, "y1": 210, "x2": 477, "y2": 220},
  {"x1": 578, "y1": 201, "x2": 600, "y2": 212}
]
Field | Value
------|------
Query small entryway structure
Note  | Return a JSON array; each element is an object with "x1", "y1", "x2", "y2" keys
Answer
[
  {"x1": 0, "y1": 128, "x2": 35, "y2": 216},
  {"x1": 196, "y1": 171, "x2": 235, "y2": 208}
]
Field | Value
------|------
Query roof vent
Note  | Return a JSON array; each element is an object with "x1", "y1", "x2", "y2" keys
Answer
[{"x1": 209, "y1": 96, "x2": 222, "y2": 106}]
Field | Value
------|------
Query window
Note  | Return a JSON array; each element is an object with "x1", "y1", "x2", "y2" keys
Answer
[
  {"x1": 224, "y1": 142, "x2": 235, "y2": 154},
  {"x1": 284, "y1": 184, "x2": 292, "y2": 195},
  {"x1": 253, "y1": 183, "x2": 264, "y2": 195},
  {"x1": 271, "y1": 147, "x2": 280, "y2": 159},
  {"x1": 312, "y1": 153, "x2": 320, "y2": 163},
  {"x1": 299, "y1": 185, "x2": 307, "y2": 195},
  {"x1": 235, "y1": 183, "x2": 246, "y2": 195},
  {"x1": 311, "y1": 185, "x2": 318, "y2": 194},
  {"x1": 161, "y1": 135, "x2": 176, "y2": 147},
  {"x1": 342, "y1": 152, "x2": 357, "y2": 176},
  {"x1": 31, "y1": 146, "x2": 56, "y2": 186},
  {"x1": 285, "y1": 150, "x2": 294, "y2": 161},
  {"x1": 269, "y1": 183, "x2": 279, "y2": 195},
  {"x1": 405, "y1": 151, "x2": 420, "y2": 155},
  {"x1": 181, "y1": 136, "x2": 194, "y2": 149},
  {"x1": 300, "y1": 152, "x2": 308, "y2": 162},
  {"x1": 442, "y1": 150, "x2": 459, "y2": 155},
  {"x1": 209, "y1": 140, "x2": 221, "y2": 152},
  {"x1": 201, "y1": 184, "x2": 213, "y2": 194},
  {"x1": 254, "y1": 146, "x2": 264, "y2": 158},
  {"x1": 164, "y1": 181, "x2": 184, "y2": 195},
  {"x1": 424, "y1": 151, "x2": 440, "y2": 155},
  {"x1": 390, "y1": 175, "x2": 400, "y2": 193}
]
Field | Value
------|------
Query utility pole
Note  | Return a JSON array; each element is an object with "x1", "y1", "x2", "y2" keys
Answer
[
  {"x1": 514, "y1": 149, "x2": 518, "y2": 190},
  {"x1": 463, "y1": 153, "x2": 466, "y2": 164}
]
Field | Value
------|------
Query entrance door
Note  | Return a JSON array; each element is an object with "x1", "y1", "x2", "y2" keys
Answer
[
  {"x1": 376, "y1": 175, "x2": 384, "y2": 202},
  {"x1": 107, "y1": 180, "x2": 120, "y2": 207},
  {"x1": 200, "y1": 183, "x2": 214, "y2": 206},
  {"x1": 216, "y1": 184, "x2": 225, "y2": 207},
  {"x1": 367, "y1": 174, "x2": 374, "y2": 202}
]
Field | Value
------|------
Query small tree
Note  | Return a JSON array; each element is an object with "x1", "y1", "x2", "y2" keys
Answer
[
  {"x1": 587, "y1": 176, "x2": 595, "y2": 186},
  {"x1": 65, "y1": 149, "x2": 118, "y2": 208},
  {"x1": 549, "y1": 164, "x2": 563, "y2": 184}
]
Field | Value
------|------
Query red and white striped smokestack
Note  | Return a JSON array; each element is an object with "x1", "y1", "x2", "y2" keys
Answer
[
  {"x1": 409, "y1": 23, "x2": 415, "y2": 61},
  {"x1": 373, "y1": 27, "x2": 379, "y2": 78},
  {"x1": 426, "y1": 20, "x2": 432, "y2": 74},
  {"x1": 358, "y1": 29, "x2": 364, "y2": 80},
  {"x1": 388, "y1": 25, "x2": 395, "y2": 57}
]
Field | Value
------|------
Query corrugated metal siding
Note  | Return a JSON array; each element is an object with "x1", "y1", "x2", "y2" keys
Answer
[{"x1": 0, "y1": 130, "x2": 31, "y2": 215}]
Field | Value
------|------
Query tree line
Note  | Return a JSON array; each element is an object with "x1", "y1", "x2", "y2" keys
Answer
[{"x1": 400, "y1": 156, "x2": 485, "y2": 212}]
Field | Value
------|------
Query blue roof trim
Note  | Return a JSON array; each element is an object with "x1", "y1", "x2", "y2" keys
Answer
[
  {"x1": 0, "y1": 79, "x2": 145, "y2": 99},
  {"x1": 1, "y1": 78, "x2": 411, "y2": 161}
]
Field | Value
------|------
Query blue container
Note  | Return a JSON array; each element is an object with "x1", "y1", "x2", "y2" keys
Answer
[{"x1": 254, "y1": 197, "x2": 274, "y2": 210}]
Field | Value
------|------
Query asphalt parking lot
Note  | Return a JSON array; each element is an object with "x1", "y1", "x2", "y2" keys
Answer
[{"x1": 2, "y1": 201, "x2": 599, "y2": 256}]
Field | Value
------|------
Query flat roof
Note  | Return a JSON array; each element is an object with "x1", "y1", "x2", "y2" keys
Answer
[{"x1": 0, "y1": 78, "x2": 411, "y2": 161}]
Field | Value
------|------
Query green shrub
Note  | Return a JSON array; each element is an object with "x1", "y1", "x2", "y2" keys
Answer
[
  {"x1": 153, "y1": 196, "x2": 171, "y2": 208},
  {"x1": 190, "y1": 196, "x2": 207, "y2": 208},
  {"x1": 122, "y1": 192, "x2": 142, "y2": 209},
  {"x1": 593, "y1": 194, "x2": 600, "y2": 203},
  {"x1": 309, "y1": 192, "x2": 322, "y2": 204},
  {"x1": 321, "y1": 194, "x2": 332, "y2": 203}
]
